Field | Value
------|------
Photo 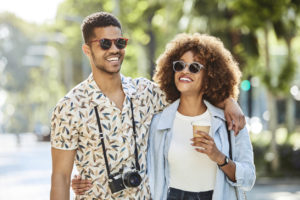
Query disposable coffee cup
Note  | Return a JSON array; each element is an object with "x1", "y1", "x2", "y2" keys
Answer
[{"x1": 191, "y1": 121, "x2": 210, "y2": 138}]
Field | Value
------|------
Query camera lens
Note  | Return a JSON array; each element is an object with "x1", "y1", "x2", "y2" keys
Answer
[{"x1": 123, "y1": 171, "x2": 142, "y2": 187}]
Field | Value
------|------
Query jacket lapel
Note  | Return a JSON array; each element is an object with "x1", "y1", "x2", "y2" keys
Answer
[{"x1": 157, "y1": 99, "x2": 180, "y2": 131}]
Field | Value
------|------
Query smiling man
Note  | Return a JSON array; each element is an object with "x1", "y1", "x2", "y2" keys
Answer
[
  {"x1": 50, "y1": 12, "x2": 167, "y2": 200},
  {"x1": 50, "y1": 12, "x2": 246, "y2": 200}
]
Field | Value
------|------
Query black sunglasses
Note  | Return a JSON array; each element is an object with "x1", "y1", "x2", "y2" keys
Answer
[
  {"x1": 173, "y1": 61, "x2": 205, "y2": 74},
  {"x1": 90, "y1": 37, "x2": 128, "y2": 50}
]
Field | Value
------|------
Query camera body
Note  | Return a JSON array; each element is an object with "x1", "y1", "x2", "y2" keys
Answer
[{"x1": 109, "y1": 169, "x2": 142, "y2": 194}]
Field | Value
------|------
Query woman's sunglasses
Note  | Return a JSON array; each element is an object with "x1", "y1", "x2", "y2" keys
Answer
[
  {"x1": 89, "y1": 38, "x2": 128, "y2": 50},
  {"x1": 173, "y1": 61, "x2": 205, "y2": 74}
]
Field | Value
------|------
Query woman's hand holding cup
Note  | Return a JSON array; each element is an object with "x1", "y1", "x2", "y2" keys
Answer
[{"x1": 191, "y1": 121, "x2": 224, "y2": 164}]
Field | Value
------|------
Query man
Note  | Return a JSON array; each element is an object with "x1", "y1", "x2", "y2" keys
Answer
[{"x1": 50, "y1": 12, "x2": 245, "y2": 200}]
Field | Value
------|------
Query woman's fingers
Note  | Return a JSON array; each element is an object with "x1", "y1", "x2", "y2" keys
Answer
[
  {"x1": 195, "y1": 147, "x2": 206, "y2": 154},
  {"x1": 191, "y1": 138, "x2": 213, "y2": 145},
  {"x1": 72, "y1": 179, "x2": 92, "y2": 189},
  {"x1": 191, "y1": 134, "x2": 217, "y2": 157},
  {"x1": 71, "y1": 175, "x2": 92, "y2": 195},
  {"x1": 192, "y1": 131, "x2": 213, "y2": 142},
  {"x1": 193, "y1": 131, "x2": 211, "y2": 139},
  {"x1": 74, "y1": 186, "x2": 92, "y2": 194}
]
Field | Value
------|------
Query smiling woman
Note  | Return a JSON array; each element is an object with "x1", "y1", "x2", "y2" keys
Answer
[
  {"x1": 0, "y1": 0, "x2": 64, "y2": 24},
  {"x1": 147, "y1": 33, "x2": 255, "y2": 200}
]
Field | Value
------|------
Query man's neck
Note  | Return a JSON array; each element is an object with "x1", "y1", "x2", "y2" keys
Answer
[
  {"x1": 92, "y1": 69, "x2": 122, "y2": 94},
  {"x1": 92, "y1": 68, "x2": 125, "y2": 110}
]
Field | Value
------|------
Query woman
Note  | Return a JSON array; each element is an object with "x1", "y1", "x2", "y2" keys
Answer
[{"x1": 147, "y1": 33, "x2": 255, "y2": 200}]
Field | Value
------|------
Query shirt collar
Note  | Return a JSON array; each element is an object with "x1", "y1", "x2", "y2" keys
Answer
[
  {"x1": 157, "y1": 99, "x2": 226, "y2": 130},
  {"x1": 86, "y1": 73, "x2": 137, "y2": 105}
]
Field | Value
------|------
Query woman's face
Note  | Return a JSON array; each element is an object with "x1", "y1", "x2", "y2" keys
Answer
[{"x1": 174, "y1": 50, "x2": 205, "y2": 97}]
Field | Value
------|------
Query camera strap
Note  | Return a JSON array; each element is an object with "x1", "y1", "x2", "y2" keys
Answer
[
  {"x1": 130, "y1": 99, "x2": 141, "y2": 171},
  {"x1": 94, "y1": 98, "x2": 140, "y2": 180},
  {"x1": 94, "y1": 106, "x2": 111, "y2": 178}
]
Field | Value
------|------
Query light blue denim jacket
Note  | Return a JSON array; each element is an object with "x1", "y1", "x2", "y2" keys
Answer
[{"x1": 147, "y1": 99, "x2": 256, "y2": 200}]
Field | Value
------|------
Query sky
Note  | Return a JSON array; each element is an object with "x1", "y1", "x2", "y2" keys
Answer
[{"x1": 0, "y1": 0, "x2": 64, "y2": 24}]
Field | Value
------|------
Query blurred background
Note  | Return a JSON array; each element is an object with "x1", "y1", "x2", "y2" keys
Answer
[{"x1": 0, "y1": 0, "x2": 300, "y2": 199}]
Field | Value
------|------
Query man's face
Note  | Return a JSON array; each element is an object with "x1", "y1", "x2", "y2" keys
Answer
[{"x1": 87, "y1": 26, "x2": 125, "y2": 75}]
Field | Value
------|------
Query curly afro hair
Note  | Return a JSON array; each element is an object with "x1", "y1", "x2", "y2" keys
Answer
[{"x1": 153, "y1": 33, "x2": 241, "y2": 105}]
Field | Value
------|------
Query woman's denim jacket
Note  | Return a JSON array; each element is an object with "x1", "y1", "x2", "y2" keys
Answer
[{"x1": 147, "y1": 99, "x2": 256, "y2": 200}]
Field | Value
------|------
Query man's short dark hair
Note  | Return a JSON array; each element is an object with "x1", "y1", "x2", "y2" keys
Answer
[{"x1": 81, "y1": 12, "x2": 122, "y2": 44}]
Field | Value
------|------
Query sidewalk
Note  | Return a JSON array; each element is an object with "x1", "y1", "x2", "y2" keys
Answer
[
  {"x1": 0, "y1": 133, "x2": 300, "y2": 200},
  {"x1": 0, "y1": 133, "x2": 52, "y2": 200},
  {"x1": 247, "y1": 178, "x2": 300, "y2": 200},
  {"x1": 0, "y1": 133, "x2": 75, "y2": 200}
]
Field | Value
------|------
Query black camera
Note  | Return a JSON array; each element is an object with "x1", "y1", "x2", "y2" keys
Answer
[{"x1": 109, "y1": 170, "x2": 142, "y2": 194}]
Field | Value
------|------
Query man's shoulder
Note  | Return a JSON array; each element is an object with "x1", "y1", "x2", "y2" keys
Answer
[
  {"x1": 68, "y1": 79, "x2": 89, "y2": 96},
  {"x1": 122, "y1": 75, "x2": 160, "y2": 96},
  {"x1": 122, "y1": 75, "x2": 154, "y2": 87},
  {"x1": 55, "y1": 79, "x2": 88, "y2": 109}
]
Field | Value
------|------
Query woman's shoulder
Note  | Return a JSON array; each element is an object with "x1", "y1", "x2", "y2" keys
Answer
[{"x1": 204, "y1": 100, "x2": 225, "y2": 119}]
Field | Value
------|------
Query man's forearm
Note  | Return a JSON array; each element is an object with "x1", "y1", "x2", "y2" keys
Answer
[
  {"x1": 216, "y1": 97, "x2": 235, "y2": 109},
  {"x1": 215, "y1": 101, "x2": 225, "y2": 109},
  {"x1": 216, "y1": 97, "x2": 246, "y2": 134},
  {"x1": 50, "y1": 173, "x2": 71, "y2": 200}
]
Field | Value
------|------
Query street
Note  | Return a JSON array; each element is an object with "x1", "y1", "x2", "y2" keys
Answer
[{"x1": 0, "y1": 133, "x2": 299, "y2": 200}]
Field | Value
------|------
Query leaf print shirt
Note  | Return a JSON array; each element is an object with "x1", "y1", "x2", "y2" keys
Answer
[{"x1": 51, "y1": 73, "x2": 167, "y2": 200}]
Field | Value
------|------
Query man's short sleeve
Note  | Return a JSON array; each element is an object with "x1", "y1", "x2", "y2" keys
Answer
[
  {"x1": 50, "y1": 99, "x2": 79, "y2": 150},
  {"x1": 147, "y1": 80, "x2": 169, "y2": 113}
]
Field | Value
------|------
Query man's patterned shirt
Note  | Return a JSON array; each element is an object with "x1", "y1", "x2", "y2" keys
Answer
[{"x1": 51, "y1": 74, "x2": 167, "y2": 200}]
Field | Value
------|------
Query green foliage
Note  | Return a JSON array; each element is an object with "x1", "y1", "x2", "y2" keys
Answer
[
  {"x1": 263, "y1": 58, "x2": 297, "y2": 95},
  {"x1": 277, "y1": 59, "x2": 297, "y2": 93},
  {"x1": 1, "y1": 0, "x2": 300, "y2": 134},
  {"x1": 53, "y1": 0, "x2": 185, "y2": 78},
  {"x1": 193, "y1": 0, "x2": 260, "y2": 73},
  {"x1": 252, "y1": 130, "x2": 300, "y2": 177},
  {"x1": 228, "y1": 0, "x2": 299, "y2": 98},
  {"x1": 229, "y1": 0, "x2": 290, "y2": 29}
]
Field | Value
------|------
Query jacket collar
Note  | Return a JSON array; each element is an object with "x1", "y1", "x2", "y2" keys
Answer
[
  {"x1": 157, "y1": 99, "x2": 226, "y2": 130},
  {"x1": 204, "y1": 100, "x2": 226, "y2": 121},
  {"x1": 157, "y1": 99, "x2": 180, "y2": 130}
]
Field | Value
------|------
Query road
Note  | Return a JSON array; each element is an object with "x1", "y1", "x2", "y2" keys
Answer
[{"x1": 0, "y1": 133, "x2": 299, "y2": 200}]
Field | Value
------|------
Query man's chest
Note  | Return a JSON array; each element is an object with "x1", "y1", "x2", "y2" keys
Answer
[{"x1": 74, "y1": 98, "x2": 155, "y2": 166}]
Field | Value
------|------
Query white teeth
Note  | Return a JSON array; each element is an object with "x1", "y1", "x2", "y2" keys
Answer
[
  {"x1": 107, "y1": 57, "x2": 119, "y2": 61},
  {"x1": 180, "y1": 77, "x2": 192, "y2": 82}
]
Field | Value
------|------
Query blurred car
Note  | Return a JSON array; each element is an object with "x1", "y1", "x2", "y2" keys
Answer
[{"x1": 34, "y1": 123, "x2": 50, "y2": 141}]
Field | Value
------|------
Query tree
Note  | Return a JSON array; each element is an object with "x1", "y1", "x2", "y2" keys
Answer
[
  {"x1": 54, "y1": 0, "x2": 185, "y2": 81},
  {"x1": 230, "y1": 0, "x2": 291, "y2": 172},
  {"x1": 273, "y1": 0, "x2": 300, "y2": 134}
]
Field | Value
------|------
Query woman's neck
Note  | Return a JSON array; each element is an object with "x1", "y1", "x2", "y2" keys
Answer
[{"x1": 178, "y1": 94, "x2": 207, "y2": 117}]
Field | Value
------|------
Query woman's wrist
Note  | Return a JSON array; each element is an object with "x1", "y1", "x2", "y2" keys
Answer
[{"x1": 216, "y1": 153, "x2": 226, "y2": 165}]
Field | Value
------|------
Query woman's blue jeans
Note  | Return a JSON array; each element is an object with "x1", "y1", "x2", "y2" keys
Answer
[{"x1": 167, "y1": 187, "x2": 213, "y2": 200}]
